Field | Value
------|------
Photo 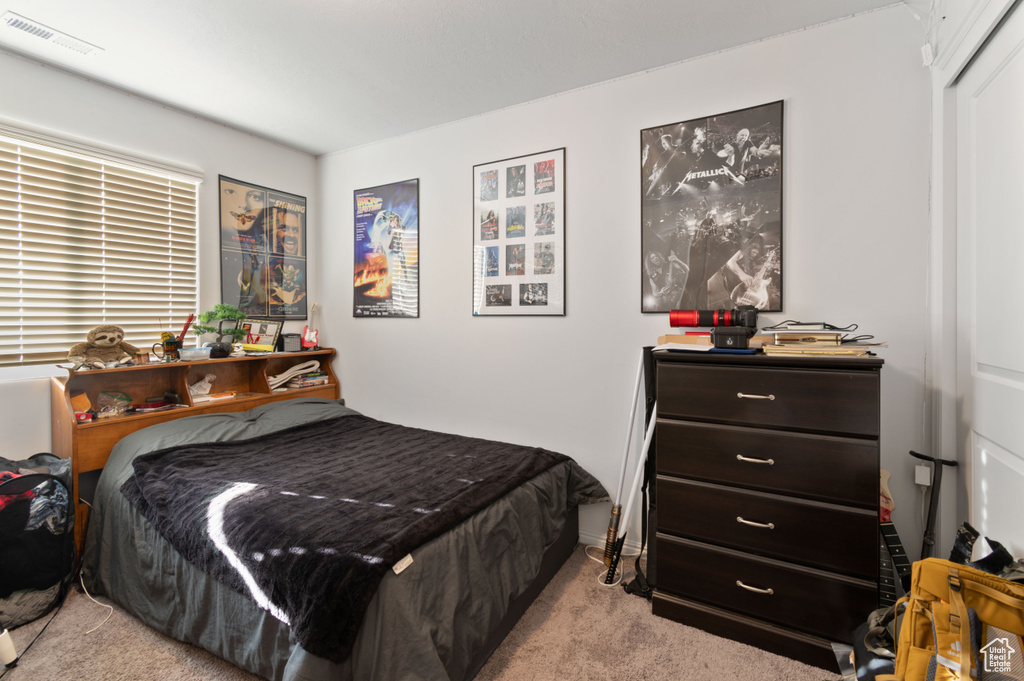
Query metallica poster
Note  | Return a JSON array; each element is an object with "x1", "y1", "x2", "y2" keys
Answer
[
  {"x1": 219, "y1": 175, "x2": 307, "y2": 319},
  {"x1": 641, "y1": 101, "x2": 783, "y2": 313},
  {"x1": 353, "y1": 179, "x2": 420, "y2": 317},
  {"x1": 472, "y1": 148, "x2": 565, "y2": 316}
]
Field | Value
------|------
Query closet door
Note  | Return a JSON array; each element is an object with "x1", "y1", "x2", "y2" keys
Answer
[{"x1": 956, "y1": 1, "x2": 1024, "y2": 557}]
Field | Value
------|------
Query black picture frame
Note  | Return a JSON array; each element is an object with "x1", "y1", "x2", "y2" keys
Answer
[
  {"x1": 641, "y1": 101, "x2": 783, "y2": 313},
  {"x1": 352, "y1": 179, "x2": 420, "y2": 318},
  {"x1": 219, "y1": 175, "x2": 308, "y2": 320}
]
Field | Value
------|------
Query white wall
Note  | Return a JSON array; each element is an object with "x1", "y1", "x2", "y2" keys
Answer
[
  {"x1": 0, "y1": 6, "x2": 933, "y2": 552},
  {"x1": 0, "y1": 50, "x2": 317, "y2": 455},
  {"x1": 318, "y1": 7, "x2": 933, "y2": 548}
]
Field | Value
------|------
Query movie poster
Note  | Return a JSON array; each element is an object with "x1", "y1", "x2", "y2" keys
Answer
[
  {"x1": 219, "y1": 175, "x2": 307, "y2": 319},
  {"x1": 353, "y1": 179, "x2": 419, "y2": 317},
  {"x1": 640, "y1": 101, "x2": 783, "y2": 313},
  {"x1": 472, "y1": 148, "x2": 565, "y2": 316}
]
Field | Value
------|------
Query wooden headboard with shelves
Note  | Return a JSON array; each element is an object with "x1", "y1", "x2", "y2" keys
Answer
[{"x1": 49, "y1": 348, "x2": 339, "y2": 551}]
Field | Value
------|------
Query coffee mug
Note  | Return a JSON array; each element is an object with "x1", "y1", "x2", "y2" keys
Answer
[{"x1": 152, "y1": 338, "x2": 182, "y2": 361}]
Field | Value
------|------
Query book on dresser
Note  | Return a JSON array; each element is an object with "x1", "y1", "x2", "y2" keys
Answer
[
  {"x1": 771, "y1": 331, "x2": 844, "y2": 346},
  {"x1": 762, "y1": 344, "x2": 871, "y2": 357},
  {"x1": 658, "y1": 333, "x2": 713, "y2": 346},
  {"x1": 657, "y1": 333, "x2": 774, "y2": 350}
]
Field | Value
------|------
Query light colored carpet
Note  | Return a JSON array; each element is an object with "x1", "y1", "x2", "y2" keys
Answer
[{"x1": 3, "y1": 545, "x2": 840, "y2": 680}]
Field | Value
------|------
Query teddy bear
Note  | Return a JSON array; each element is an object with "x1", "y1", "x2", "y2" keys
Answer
[{"x1": 67, "y1": 325, "x2": 141, "y2": 369}]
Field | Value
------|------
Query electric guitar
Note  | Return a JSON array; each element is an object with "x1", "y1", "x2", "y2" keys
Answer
[
  {"x1": 731, "y1": 248, "x2": 778, "y2": 309},
  {"x1": 878, "y1": 469, "x2": 912, "y2": 607},
  {"x1": 302, "y1": 302, "x2": 320, "y2": 350}
]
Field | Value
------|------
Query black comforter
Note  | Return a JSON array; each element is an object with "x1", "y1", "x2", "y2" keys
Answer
[{"x1": 121, "y1": 413, "x2": 574, "y2": 663}]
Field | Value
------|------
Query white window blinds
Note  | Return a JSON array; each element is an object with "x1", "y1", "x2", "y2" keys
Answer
[{"x1": 0, "y1": 134, "x2": 199, "y2": 367}]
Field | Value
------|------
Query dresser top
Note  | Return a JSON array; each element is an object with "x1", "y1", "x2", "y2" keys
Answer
[{"x1": 653, "y1": 349, "x2": 884, "y2": 371}]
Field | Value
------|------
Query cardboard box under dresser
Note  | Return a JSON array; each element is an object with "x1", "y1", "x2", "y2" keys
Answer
[{"x1": 649, "y1": 350, "x2": 883, "y2": 670}]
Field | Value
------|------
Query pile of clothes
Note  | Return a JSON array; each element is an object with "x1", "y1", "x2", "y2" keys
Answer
[{"x1": 0, "y1": 453, "x2": 75, "y2": 629}]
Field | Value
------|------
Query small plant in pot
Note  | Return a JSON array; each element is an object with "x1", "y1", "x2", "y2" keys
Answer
[{"x1": 193, "y1": 304, "x2": 247, "y2": 357}]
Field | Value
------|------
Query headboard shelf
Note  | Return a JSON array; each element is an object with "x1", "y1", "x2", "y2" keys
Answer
[{"x1": 49, "y1": 348, "x2": 339, "y2": 552}]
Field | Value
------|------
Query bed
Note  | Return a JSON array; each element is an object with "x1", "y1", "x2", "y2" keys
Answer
[{"x1": 82, "y1": 397, "x2": 607, "y2": 681}]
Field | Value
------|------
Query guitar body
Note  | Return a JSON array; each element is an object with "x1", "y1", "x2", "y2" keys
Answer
[
  {"x1": 301, "y1": 325, "x2": 318, "y2": 349},
  {"x1": 732, "y1": 248, "x2": 777, "y2": 309},
  {"x1": 704, "y1": 246, "x2": 777, "y2": 310},
  {"x1": 301, "y1": 303, "x2": 320, "y2": 350},
  {"x1": 731, "y1": 278, "x2": 769, "y2": 308}
]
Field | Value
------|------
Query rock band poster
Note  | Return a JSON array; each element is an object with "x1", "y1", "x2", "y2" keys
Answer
[
  {"x1": 641, "y1": 101, "x2": 783, "y2": 313},
  {"x1": 353, "y1": 179, "x2": 420, "y2": 317},
  {"x1": 219, "y1": 175, "x2": 307, "y2": 319},
  {"x1": 472, "y1": 148, "x2": 565, "y2": 316}
]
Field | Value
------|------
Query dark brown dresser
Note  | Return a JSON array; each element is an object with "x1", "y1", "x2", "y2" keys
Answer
[{"x1": 649, "y1": 350, "x2": 883, "y2": 669}]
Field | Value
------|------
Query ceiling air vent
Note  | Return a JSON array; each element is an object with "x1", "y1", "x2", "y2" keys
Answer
[{"x1": 1, "y1": 11, "x2": 102, "y2": 55}]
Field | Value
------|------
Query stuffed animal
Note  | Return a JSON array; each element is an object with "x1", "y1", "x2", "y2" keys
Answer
[{"x1": 67, "y1": 325, "x2": 141, "y2": 369}]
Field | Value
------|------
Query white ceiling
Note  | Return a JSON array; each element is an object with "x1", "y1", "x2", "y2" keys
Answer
[{"x1": 1, "y1": 0, "x2": 902, "y2": 157}]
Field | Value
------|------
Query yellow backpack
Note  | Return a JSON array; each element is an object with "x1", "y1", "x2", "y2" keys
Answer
[{"x1": 878, "y1": 558, "x2": 1024, "y2": 680}]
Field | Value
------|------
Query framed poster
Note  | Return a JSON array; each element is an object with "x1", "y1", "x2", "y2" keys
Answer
[
  {"x1": 640, "y1": 101, "x2": 783, "y2": 313},
  {"x1": 219, "y1": 175, "x2": 308, "y2": 319},
  {"x1": 353, "y1": 179, "x2": 419, "y2": 317},
  {"x1": 473, "y1": 148, "x2": 565, "y2": 315}
]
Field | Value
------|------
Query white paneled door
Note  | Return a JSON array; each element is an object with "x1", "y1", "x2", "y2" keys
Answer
[{"x1": 956, "y1": 1, "x2": 1024, "y2": 558}]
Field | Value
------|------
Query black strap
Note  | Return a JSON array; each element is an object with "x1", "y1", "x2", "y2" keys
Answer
[
  {"x1": 623, "y1": 347, "x2": 655, "y2": 600},
  {"x1": 0, "y1": 472, "x2": 63, "y2": 496},
  {"x1": 622, "y1": 474, "x2": 652, "y2": 599}
]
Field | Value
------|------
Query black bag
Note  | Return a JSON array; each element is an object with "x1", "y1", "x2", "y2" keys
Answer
[{"x1": 0, "y1": 453, "x2": 76, "y2": 628}]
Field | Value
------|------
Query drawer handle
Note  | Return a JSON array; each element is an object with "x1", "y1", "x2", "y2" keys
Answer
[
  {"x1": 737, "y1": 392, "x2": 774, "y2": 400},
  {"x1": 736, "y1": 580, "x2": 774, "y2": 595},
  {"x1": 736, "y1": 516, "x2": 775, "y2": 530},
  {"x1": 736, "y1": 455, "x2": 774, "y2": 465}
]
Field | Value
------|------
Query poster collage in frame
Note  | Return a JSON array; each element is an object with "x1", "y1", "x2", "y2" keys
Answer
[
  {"x1": 472, "y1": 148, "x2": 565, "y2": 315},
  {"x1": 219, "y1": 175, "x2": 307, "y2": 320}
]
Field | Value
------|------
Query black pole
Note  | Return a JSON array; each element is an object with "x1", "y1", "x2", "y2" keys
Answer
[{"x1": 909, "y1": 450, "x2": 958, "y2": 559}]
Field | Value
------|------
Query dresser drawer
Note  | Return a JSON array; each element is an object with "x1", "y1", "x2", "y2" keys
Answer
[
  {"x1": 652, "y1": 591, "x2": 840, "y2": 669},
  {"x1": 657, "y1": 477, "x2": 877, "y2": 579},
  {"x1": 657, "y1": 363, "x2": 880, "y2": 436},
  {"x1": 656, "y1": 420, "x2": 877, "y2": 508},
  {"x1": 655, "y1": 535, "x2": 876, "y2": 643}
]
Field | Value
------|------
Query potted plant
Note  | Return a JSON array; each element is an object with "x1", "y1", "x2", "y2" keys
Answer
[{"x1": 193, "y1": 304, "x2": 247, "y2": 356}]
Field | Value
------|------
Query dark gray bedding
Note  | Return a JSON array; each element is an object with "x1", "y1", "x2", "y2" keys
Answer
[
  {"x1": 83, "y1": 398, "x2": 607, "y2": 681},
  {"x1": 121, "y1": 411, "x2": 581, "y2": 663}
]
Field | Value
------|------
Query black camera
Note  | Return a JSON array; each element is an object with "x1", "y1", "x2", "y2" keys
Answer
[
  {"x1": 709, "y1": 326, "x2": 755, "y2": 349},
  {"x1": 669, "y1": 305, "x2": 759, "y2": 349}
]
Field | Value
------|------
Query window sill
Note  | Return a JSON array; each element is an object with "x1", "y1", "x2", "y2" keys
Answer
[{"x1": 0, "y1": 364, "x2": 66, "y2": 382}]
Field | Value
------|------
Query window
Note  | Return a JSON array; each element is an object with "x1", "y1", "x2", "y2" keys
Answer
[{"x1": 0, "y1": 131, "x2": 199, "y2": 367}]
